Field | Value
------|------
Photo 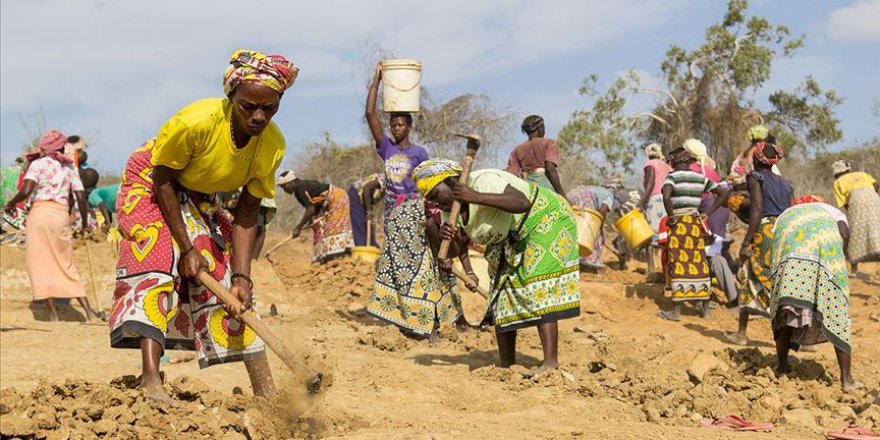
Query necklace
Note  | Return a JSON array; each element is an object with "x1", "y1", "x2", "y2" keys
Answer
[
  {"x1": 230, "y1": 116, "x2": 249, "y2": 147},
  {"x1": 230, "y1": 117, "x2": 239, "y2": 146}
]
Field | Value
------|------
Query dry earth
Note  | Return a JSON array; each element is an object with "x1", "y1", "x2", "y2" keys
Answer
[{"x1": 1, "y1": 233, "x2": 879, "y2": 439}]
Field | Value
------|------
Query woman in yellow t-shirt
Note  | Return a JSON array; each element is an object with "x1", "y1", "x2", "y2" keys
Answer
[
  {"x1": 108, "y1": 50, "x2": 298, "y2": 405},
  {"x1": 831, "y1": 160, "x2": 880, "y2": 277}
]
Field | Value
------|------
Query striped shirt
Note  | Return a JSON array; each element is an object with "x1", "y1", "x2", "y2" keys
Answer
[{"x1": 663, "y1": 170, "x2": 717, "y2": 215}]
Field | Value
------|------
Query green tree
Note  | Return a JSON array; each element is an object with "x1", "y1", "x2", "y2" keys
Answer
[{"x1": 559, "y1": 0, "x2": 843, "y2": 178}]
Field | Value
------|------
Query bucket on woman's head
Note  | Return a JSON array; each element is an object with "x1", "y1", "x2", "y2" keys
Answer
[
  {"x1": 351, "y1": 246, "x2": 380, "y2": 264},
  {"x1": 615, "y1": 209, "x2": 653, "y2": 249},
  {"x1": 381, "y1": 59, "x2": 422, "y2": 113},
  {"x1": 575, "y1": 208, "x2": 603, "y2": 257}
]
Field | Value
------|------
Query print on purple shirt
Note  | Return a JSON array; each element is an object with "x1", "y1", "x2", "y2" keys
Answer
[{"x1": 376, "y1": 134, "x2": 429, "y2": 197}]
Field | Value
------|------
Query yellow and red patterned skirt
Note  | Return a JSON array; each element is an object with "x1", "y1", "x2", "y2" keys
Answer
[{"x1": 108, "y1": 140, "x2": 265, "y2": 368}]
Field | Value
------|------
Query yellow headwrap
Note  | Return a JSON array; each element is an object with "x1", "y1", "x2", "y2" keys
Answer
[
  {"x1": 412, "y1": 159, "x2": 463, "y2": 197},
  {"x1": 747, "y1": 124, "x2": 768, "y2": 142}
]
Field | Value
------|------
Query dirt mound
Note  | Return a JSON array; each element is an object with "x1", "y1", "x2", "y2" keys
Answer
[
  {"x1": 356, "y1": 325, "x2": 414, "y2": 352},
  {"x1": 3, "y1": 235, "x2": 879, "y2": 439},
  {"x1": 0, "y1": 375, "x2": 337, "y2": 440},
  {"x1": 273, "y1": 257, "x2": 375, "y2": 308},
  {"x1": 0, "y1": 375, "x2": 332, "y2": 440},
  {"x1": 468, "y1": 341, "x2": 880, "y2": 430}
]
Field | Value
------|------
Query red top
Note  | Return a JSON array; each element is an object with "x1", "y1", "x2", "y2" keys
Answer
[{"x1": 506, "y1": 138, "x2": 560, "y2": 176}]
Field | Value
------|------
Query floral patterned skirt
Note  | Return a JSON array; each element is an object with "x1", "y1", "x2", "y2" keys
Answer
[
  {"x1": 847, "y1": 187, "x2": 880, "y2": 264},
  {"x1": 737, "y1": 218, "x2": 775, "y2": 317},
  {"x1": 108, "y1": 141, "x2": 265, "y2": 368},
  {"x1": 367, "y1": 199, "x2": 459, "y2": 336},
  {"x1": 311, "y1": 185, "x2": 354, "y2": 263},
  {"x1": 484, "y1": 186, "x2": 581, "y2": 332},
  {"x1": 770, "y1": 204, "x2": 851, "y2": 353}
]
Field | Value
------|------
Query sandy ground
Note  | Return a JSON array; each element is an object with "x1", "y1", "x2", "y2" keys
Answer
[{"x1": 1, "y1": 233, "x2": 879, "y2": 439}]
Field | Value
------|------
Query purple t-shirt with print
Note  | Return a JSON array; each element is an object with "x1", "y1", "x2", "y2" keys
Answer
[{"x1": 376, "y1": 134, "x2": 429, "y2": 197}]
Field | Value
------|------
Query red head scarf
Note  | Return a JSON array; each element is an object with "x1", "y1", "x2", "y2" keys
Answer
[
  {"x1": 26, "y1": 130, "x2": 71, "y2": 164},
  {"x1": 793, "y1": 195, "x2": 825, "y2": 206},
  {"x1": 753, "y1": 141, "x2": 783, "y2": 166}
]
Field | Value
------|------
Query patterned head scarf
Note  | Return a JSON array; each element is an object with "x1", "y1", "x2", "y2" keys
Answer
[
  {"x1": 412, "y1": 159, "x2": 463, "y2": 197},
  {"x1": 644, "y1": 143, "x2": 664, "y2": 160},
  {"x1": 753, "y1": 141, "x2": 783, "y2": 166},
  {"x1": 35, "y1": 130, "x2": 72, "y2": 164},
  {"x1": 521, "y1": 115, "x2": 544, "y2": 135},
  {"x1": 747, "y1": 124, "x2": 769, "y2": 142},
  {"x1": 604, "y1": 173, "x2": 625, "y2": 190},
  {"x1": 831, "y1": 160, "x2": 851, "y2": 176},
  {"x1": 223, "y1": 50, "x2": 299, "y2": 96}
]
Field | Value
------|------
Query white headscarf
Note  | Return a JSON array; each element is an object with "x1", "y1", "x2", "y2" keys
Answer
[
  {"x1": 276, "y1": 169, "x2": 297, "y2": 185},
  {"x1": 644, "y1": 143, "x2": 664, "y2": 160},
  {"x1": 682, "y1": 138, "x2": 709, "y2": 174},
  {"x1": 831, "y1": 160, "x2": 851, "y2": 176}
]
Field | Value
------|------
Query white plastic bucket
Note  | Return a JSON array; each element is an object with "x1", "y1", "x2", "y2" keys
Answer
[{"x1": 381, "y1": 59, "x2": 422, "y2": 113}]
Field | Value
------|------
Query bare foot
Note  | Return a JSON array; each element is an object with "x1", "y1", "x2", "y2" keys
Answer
[
  {"x1": 48, "y1": 313, "x2": 60, "y2": 322},
  {"x1": 646, "y1": 272, "x2": 665, "y2": 284},
  {"x1": 775, "y1": 365, "x2": 790, "y2": 377},
  {"x1": 842, "y1": 380, "x2": 865, "y2": 392},
  {"x1": 700, "y1": 303, "x2": 712, "y2": 320},
  {"x1": 523, "y1": 363, "x2": 558, "y2": 379},
  {"x1": 85, "y1": 313, "x2": 103, "y2": 324},
  {"x1": 141, "y1": 381, "x2": 178, "y2": 408},
  {"x1": 723, "y1": 332, "x2": 748, "y2": 346},
  {"x1": 657, "y1": 310, "x2": 681, "y2": 322}
]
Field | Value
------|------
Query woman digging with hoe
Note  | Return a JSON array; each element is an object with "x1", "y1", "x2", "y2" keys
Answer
[
  {"x1": 108, "y1": 50, "x2": 298, "y2": 405},
  {"x1": 414, "y1": 159, "x2": 581, "y2": 375}
]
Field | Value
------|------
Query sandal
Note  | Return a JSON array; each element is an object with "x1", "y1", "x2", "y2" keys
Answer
[
  {"x1": 826, "y1": 425, "x2": 880, "y2": 440},
  {"x1": 700, "y1": 415, "x2": 773, "y2": 432}
]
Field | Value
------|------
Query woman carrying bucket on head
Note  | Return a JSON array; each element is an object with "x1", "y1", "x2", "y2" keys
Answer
[
  {"x1": 658, "y1": 140, "x2": 728, "y2": 322},
  {"x1": 365, "y1": 61, "x2": 429, "y2": 223},
  {"x1": 364, "y1": 61, "x2": 477, "y2": 337}
]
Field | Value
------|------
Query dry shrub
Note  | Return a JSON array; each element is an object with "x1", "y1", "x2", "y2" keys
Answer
[{"x1": 781, "y1": 142, "x2": 880, "y2": 201}]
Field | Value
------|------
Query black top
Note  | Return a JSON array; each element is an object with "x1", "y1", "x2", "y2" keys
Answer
[{"x1": 294, "y1": 180, "x2": 330, "y2": 208}]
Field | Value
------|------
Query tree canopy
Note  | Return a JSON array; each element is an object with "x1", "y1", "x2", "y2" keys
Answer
[{"x1": 559, "y1": 0, "x2": 843, "y2": 179}]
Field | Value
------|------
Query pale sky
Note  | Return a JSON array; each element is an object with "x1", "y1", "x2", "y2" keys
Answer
[{"x1": 1, "y1": 0, "x2": 878, "y2": 173}]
